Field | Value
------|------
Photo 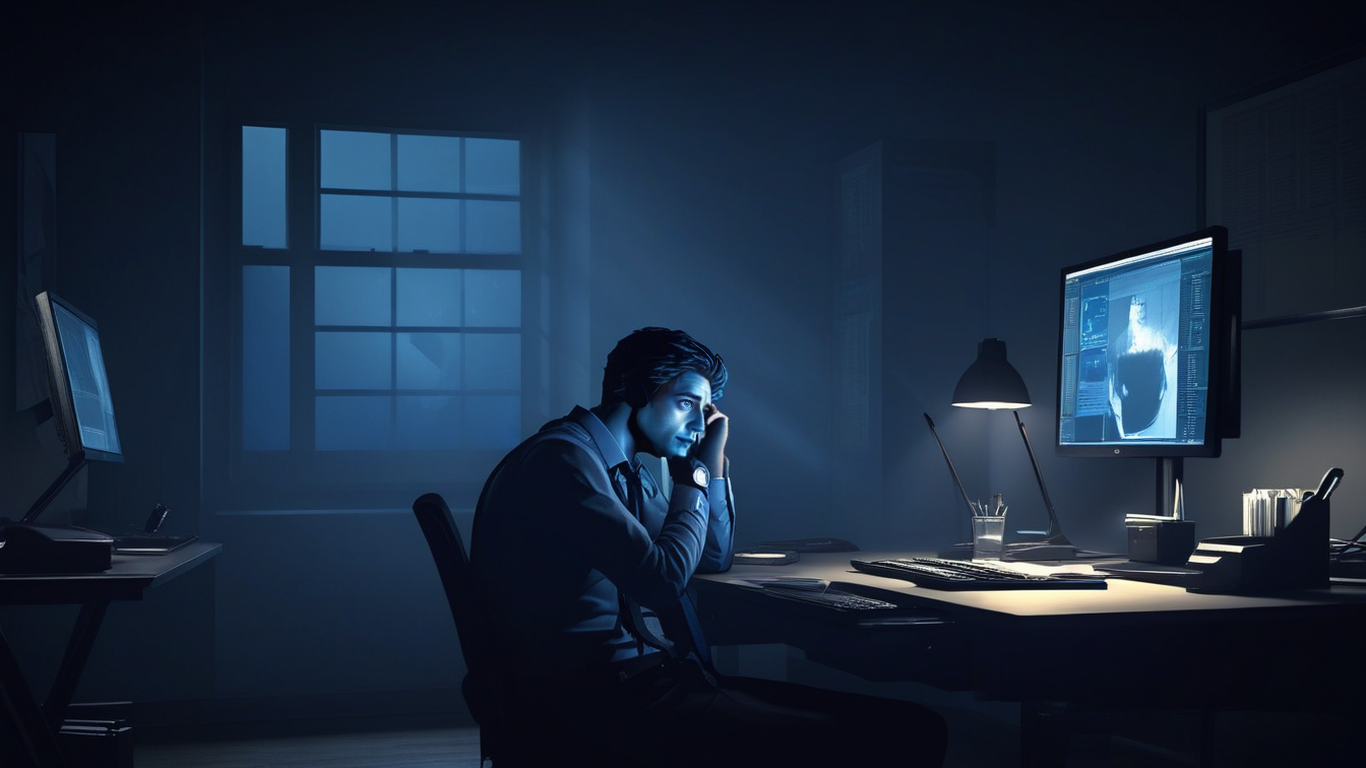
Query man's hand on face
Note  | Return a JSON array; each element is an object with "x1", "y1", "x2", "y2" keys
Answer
[{"x1": 696, "y1": 404, "x2": 728, "y2": 477}]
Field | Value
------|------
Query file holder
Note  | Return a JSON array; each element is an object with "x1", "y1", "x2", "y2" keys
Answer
[{"x1": 1185, "y1": 467, "x2": 1343, "y2": 594}]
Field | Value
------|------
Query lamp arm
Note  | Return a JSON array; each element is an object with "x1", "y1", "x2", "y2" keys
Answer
[
  {"x1": 1013, "y1": 410, "x2": 1072, "y2": 546},
  {"x1": 924, "y1": 412, "x2": 978, "y2": 518}
]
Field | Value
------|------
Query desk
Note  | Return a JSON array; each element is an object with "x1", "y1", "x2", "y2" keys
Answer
[
  {"x1": 0, "y1": 542, "x2": 221, "y2": 768},
  {"x1": 693, "y1": 551, "x2": 1366, "y2": 764}
]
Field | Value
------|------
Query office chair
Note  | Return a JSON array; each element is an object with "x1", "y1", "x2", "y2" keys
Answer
[
  {"x1": 413, "y1": 492, "x2": 663, "y2": 768},
  {"x1": 411, "y1": 492, "x2": 513, "y2": 767}
]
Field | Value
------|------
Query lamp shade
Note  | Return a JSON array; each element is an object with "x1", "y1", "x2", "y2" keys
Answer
[{"x1": 952, "y1": 338, "x2": 1032, "y2": 410}]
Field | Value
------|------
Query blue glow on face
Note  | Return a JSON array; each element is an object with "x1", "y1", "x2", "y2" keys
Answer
[{"x1": 633, "y1": 371, "x2": 711, "y2": 459}]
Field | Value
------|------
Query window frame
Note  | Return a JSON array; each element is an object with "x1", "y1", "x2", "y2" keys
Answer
[{"x1": 213, "y1": 115, "x2": 540, "y2": 511}]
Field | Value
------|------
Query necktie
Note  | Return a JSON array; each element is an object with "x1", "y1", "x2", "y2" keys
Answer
[{"x1": 619, "y1": 466, "x2": 676, "y2": 656}]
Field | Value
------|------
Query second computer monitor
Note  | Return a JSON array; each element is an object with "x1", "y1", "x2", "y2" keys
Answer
[
  {"x1": 1056, "y1": 226, "x2": 1233, "y2": 458},
  {"x1": 35, "y1": 291, "x2": 123, "y2": 463}
]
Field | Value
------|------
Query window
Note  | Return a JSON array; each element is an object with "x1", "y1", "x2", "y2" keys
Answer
[{"x1": 229, "y1": 124, "x2": 527, "y2": 507}]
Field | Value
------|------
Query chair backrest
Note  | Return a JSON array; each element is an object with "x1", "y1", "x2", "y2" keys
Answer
[
  {"x1": 412, "y1": 492, "x2": 486, "y2": 668},
  {"x1": 411, "y1": 492, "x2": 501, "y2": 759}
]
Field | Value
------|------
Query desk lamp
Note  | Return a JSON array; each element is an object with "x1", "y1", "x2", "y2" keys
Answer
[{"x1": 952, "y1": 338, "x2": 1076, "y2": 560}]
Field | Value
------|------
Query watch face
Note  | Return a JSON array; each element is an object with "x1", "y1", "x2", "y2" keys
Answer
[{"x1": 692, "y1": 466, "x2": 710, "y2": 487}]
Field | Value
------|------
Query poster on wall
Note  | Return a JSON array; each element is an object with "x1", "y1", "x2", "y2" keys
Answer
[
  {"x1": 1202, "y1": 47, "x2": 1366, "y2": 324},
  {"x1": 17, "y1": 132, "x2": 56, "y2": 412}
]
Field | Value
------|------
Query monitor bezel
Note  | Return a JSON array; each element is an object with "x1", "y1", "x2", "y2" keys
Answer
[
  {"x1": 1055, "y1": 225, "x2": 1230, "y2": 459},
  {"x1": 34, "y1": 290, "x2": 125, "y2": 464}
]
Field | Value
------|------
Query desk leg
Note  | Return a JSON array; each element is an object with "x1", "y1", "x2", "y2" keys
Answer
[
  {"x1": 0, "y1": 624, "x2": 67, "y2": 768},
  {"x1": 41, "y1": 600, "x2": 108, "y2": 730}
]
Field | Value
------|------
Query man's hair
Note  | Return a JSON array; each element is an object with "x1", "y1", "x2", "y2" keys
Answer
[{"x1": 600, "y1": 327, "x2": 728, "y2": 408}]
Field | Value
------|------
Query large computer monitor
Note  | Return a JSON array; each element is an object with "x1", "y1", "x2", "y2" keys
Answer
[
  {"x1": 1056, "y1": 226, "x2": 1237, "y2": 459},
  {"x1": 21, "y1": 291, "x2": 124, "y2": 523}
]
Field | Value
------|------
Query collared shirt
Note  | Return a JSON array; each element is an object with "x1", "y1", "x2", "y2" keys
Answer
[{"x1": 470, "y1": 406, "x2": 734, "y2": 679}]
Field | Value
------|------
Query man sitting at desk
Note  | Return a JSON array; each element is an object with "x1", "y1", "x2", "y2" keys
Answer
[{"x1": 471, "y1": 326, "x2": 947, "y2": 766}]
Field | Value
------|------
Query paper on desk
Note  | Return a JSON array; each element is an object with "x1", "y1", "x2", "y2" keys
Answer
[{"x1": 991, "y1": 561, "x2": 1105, "y2": 577}]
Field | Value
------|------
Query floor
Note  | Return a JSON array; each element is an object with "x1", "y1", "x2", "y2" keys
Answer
[
  {"x1": 135, "y1": 726, "x2": 485, "y2": 768},
  {"x1": 126, "y1": 705, "x2": 1225, "y2": 768},
  {"x1": 129, "y1": 707, "x2": 1359, "y2": 767},
  {"x1": 132, "y1": 709, "x2": 1025, "y2": 768}
]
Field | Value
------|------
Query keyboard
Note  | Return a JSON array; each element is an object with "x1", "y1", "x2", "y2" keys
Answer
[
  {"x1": 850, "y1": 557, "x2": 1108, "y2": 590},
  {"x1": 760, "y1": 585, "x2": 901, "y2": 611}
]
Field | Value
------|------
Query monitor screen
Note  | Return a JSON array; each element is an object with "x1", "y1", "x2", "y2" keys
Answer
[
  {"x1": 35, "y1": 291, "x2": 123, "y2": 462},
  {"x1": 1056, "y1": 226, "x2": 1230, "y2": 458}
]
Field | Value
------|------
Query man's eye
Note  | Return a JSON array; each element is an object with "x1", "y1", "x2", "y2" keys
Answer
[{"x1": 679, "y1": 400, "x2": 694, "y2": 410}]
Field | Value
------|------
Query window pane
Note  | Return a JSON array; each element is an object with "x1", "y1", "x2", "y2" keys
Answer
[
  {"x1": 316, "y1": 332, "x2": 392, "y2": 389},
  {"x1": 397, "y1": 197, "x2": 459, "y2": 253},
  {"x1": 320, "y1": 130, "x2": 391, "y2": 190},
  {"x1": 464, "y1": 269, "x2": 520, "y2": 327},
  {"x1": 397, "y1": 268, "x2": 461, "y2": 327},
  {"x1": 242, "y1": 127, "x2": 287, "y2": 249},
  {"x1": 396, "y1": 332, "x2": 461, "y2": 389},
  {"x1": 320, "y1": 194, "x2": 393, "y2": 252},
  {"x1": 397, "y1": 134, "x2": 460, "y2": 193},
  {"x1": 316, "y1": 395, "x2": 391, "y2": 450},
  {"x1": 464, "y1": 333, "x2": 520, "y2": 390},
  {"x1": 466, "y1": 200, "x2": 521, "y2": 254},
  {"x1": 316, "y1": 266, "x2": 391, "y2": 326},
  {"x1": 464, "y1": 395, "x2": 520, "y2": 448},
  {"x1": 396, "y1": 395, "x2": 462, "y2": 449},
  {"x1": 465, "y1": 138, "x2": 519, "y2": 195},
  {"x1": 242, "y1": 265, "x2": 290, "y2": 450}
]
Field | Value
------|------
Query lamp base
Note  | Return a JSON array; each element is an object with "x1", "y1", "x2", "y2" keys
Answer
[{"x1": 1003, "y1": 541, "x2": 1078, "y2": 561}]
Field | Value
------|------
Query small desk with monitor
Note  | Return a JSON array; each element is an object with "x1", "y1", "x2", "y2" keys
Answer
[
  {"x1": 692, "y1": 551, "x2": 1366, "y2": 765},
  {"x1": 0, "y1": 542, "x2": 221, "y2": 768}
]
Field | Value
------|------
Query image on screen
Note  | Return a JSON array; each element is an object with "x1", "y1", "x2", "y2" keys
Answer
[
  {"x1": 53, "y1": 302, "x2": 122, "y2": 457},
  {"x1": 1058, "y1": 231, "x2": 1223, "y2": 455}
]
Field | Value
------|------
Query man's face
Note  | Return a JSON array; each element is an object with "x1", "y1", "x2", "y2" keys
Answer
[{"x1": 631, "y1": 371, "x2": 712, "y2": 459}]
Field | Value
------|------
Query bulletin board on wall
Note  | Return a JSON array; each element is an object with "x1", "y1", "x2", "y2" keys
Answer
[{"x1": 1200, "y1": 45, "x2": 1366, "y2": 328}]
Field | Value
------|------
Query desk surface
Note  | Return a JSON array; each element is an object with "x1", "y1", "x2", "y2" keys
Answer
[
  {"x1": 0, "y1": 542, "x2": 222, "y2": 605},
  {"x1": 700, "y1": 550, "x2": 1366, "y2": 620},
  {"x1": 692, "y1": 551, "x2": 1366, "y2": 709}
]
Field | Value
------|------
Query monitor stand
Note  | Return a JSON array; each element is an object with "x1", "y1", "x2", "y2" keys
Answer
[
  {"x1": 1157, "y1": 457, "x2": 1183, "y2": 518},
  {"x1": 21, "y1": 456, "x2": 86, "y2": 524}
]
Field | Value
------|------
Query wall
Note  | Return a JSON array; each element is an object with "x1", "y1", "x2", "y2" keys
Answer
[{"x1": 2, "y1": 0, "x2": 1363, "y2": 730}]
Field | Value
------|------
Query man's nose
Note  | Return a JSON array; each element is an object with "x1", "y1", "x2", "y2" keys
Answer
[{"x1": 688, "y1": 409, "x2": 706, "y2": 433}]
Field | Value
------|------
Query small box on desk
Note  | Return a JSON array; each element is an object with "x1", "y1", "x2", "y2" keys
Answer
[
  {"x1": 0, "y1": 522, "x2": 112, "y2": 574},
  {"x1": 1126, "y1": 519, "x2": 1195, "y2": 565}
]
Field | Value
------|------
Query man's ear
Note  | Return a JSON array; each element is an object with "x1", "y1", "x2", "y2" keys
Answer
[{"x1": 625, "y1": 381, "x2": 652, "y2": 410}]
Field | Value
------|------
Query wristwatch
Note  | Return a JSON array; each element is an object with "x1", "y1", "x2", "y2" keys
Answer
[{"x1": 669, "y1": 457, "x2": 711, "y2": 492}]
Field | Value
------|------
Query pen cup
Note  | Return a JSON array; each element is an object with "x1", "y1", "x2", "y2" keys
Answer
[{"x1": 971, "y1": 516, "x2": 1006, "y2": 560}]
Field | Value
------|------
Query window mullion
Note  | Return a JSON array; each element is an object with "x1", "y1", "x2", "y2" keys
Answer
[{"x1": 290, "y1": 124, "x2": 316, "y2": 455}]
